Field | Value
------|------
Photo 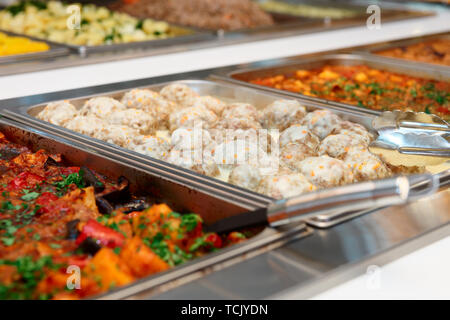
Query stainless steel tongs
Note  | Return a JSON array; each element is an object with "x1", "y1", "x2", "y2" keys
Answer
[
  {"x1": 369, "y1": 111, "x2": 450, "y2": 166},
  {"x1": 205, "y1": 173, "x2": 442, "y2": 233}
]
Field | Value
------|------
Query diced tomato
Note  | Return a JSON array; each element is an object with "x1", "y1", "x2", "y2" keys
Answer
[
  {"x1": 187, "y1": 221, "x2": 203, "y2": 238},
  {"x1": 204, "y1": 233, "x2": 222, "y2": 249},
  {"x1": 226, "y1": 232, "x2": 246, "y2": 244},
  {"x1": 75, "y1": 219, "x2": 125, "y2": 248},
  {"x1": 36, "y1": 192, "x2": 59, "y2": 205},
  {"x1": 8, "y1": 171, "x2": 45, "y2": 190},
  {"x1": 437, "y1": 106, "x2": 450, "y2": 115}
]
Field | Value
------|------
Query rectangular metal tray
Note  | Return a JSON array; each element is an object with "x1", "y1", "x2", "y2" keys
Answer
[
  {"x1": 355, "y1": 32, "x2": 450, "y2": 70},
  {"x1": 1, "y1": 25, "x2": 214, "y2": 56},
  {"x1": 211, "y1": 53, "x2": 450, "y2": 117},
  {"x1": 220, "y1": 0, "x2": 432, "y2": 38},
  {"x1": 2, "y1": 75, "x2": 448, "y2": 228},
  {"x1": 0, "y1": 30, "x2": 69, "y2": 64},
  {"x1": 0, "y1": 116, "x2": 311, "y2": 299}
]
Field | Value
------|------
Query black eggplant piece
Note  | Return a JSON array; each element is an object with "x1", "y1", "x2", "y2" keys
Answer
[
  {"x1": 66, "y1": 219, "x2": 80, "y2": 240},
  {"x1": 122, "y1": 199, "x2": 149, "y2": 214},
  {"x1": 78, "y1": 237, "x2": 102, "y2": 255},
  {"x1": 0, "y1": 165, "x2": 8, "y2": 175},
  {"x1": 44, "y1": 156, "x2": 62, "y2": 169},
  {"x1": 102, "y1": 176, "x2": 130, "y2": 204},
  {"x1": 96, "y1": 196, "x2": 114, "y2": 215},
  {"x1": 80, "y1": 166, "x2": 105, "y2": 193},
  {"x1": 0, "y1": 146, "x2": 22, "y2": 161}
]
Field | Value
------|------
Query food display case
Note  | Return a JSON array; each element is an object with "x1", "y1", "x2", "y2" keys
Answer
[{"x1": 0, "y1": 0, "x2": 449, "y2": 301}]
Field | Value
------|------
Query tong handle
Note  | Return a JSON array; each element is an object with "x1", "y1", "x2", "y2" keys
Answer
[
  {"x1": 267, "y1": 174, "x2": 438, "y2": 227},
  {"x1": 398, "y1": 147, "x2": 450, "y2": 158}
]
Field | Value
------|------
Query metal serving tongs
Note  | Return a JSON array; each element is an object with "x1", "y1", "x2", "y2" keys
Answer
[
  {"x1": 369, "y1": 111, "x2": 450, "y2": 166},
  {"x1": 205, "y1": 173, "x2": 441, "y2": 234}
]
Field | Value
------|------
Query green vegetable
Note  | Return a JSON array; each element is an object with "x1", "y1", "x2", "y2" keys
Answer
[
  {"x1": 21, "y1": 192, "x2": 40, "y2": 202},
  {"x1": 54, "y1": 170, "x2": 85, "y2": 190},
  {"x1": 180, "y1": 213, "x2": 202, "y2": 232}
]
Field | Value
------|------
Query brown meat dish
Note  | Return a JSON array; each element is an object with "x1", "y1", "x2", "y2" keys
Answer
[
  {"x1": 376, "y1": 39, "x2": 450, "y2": 66},
  {"x1": 108, "y1": 0, "x2": 274, "y2": 31}
]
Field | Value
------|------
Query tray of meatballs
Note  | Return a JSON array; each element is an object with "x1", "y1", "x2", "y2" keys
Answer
[{"x1": 4, "y1": 80, "x2": 447, "y2": 227}]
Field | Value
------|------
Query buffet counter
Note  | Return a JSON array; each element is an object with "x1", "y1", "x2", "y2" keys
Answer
[{"x1": 0, "y1": 2, "x2": 448, "y2": 300}]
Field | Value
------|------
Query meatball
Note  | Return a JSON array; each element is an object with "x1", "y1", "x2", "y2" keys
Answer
[
  {"x1": 121, "y1": 88, "x2": 175, "y2": 129},
  {"x1": 108, "y1": 108, "x2": 157, "y2": 134},
  {"x1": 171, "y1": 127, "x2": 214, "y2": 151},
  {"x1": 132, "y1": 135, "x2": 170, "y2": 160},
  {"x1": 92, "y1": 124, "x2": 140, "y2": 148},
  {"x1": 279, "y1": 124, "x2": 320, "y2": 150},
  {"x1": 344, "y1": 147, "x2": 391, "y2": 182},
  {"x1": 298, "y1": 156, "x2": 354, "y2": 188},
  {"x1": 169, "y1": 105, "x2": 218, "y2": 131},
  {"x1": 65, "y1": 115, "x2": 109, "y2": 137},
  {"x1": 280, "y1": 142, "x2": 318, "y2": 171},
  {"x1": 228, "y1": 164, "x2": 262, "y2": 192},
  {"x1": 222, "y1": 103, "x2": 258, "y2": 121},
  {"x1": 213, "y1": 139, "x2": 267, "y2": 170},
  {"x1": 301, "y1": 109, "x2": 342, "y2": 140},
  {"x1": 258, "y1": 99, "x2": 307, "y2": 130},
  {"x1": 209, "y1": 128, "x2": 259, "y2": 145},
  {"x1": 159, "y1": 83, "x2": 199, "y2": 107},
  {"x1": 192, "y1": 96, "x2": 227, "y2": 115},
  {"x1": 318, "y1": 134, "x2": 366, "y2": 159},
  {"x1": 79, "y1": 97, "x2": 126, "y2": 119},
  {"x1": 167, "y1": 148, "x2": 219, "y2": 177},
  {"x1": 332, "y1": 121, "x2": 374, "y2": 145},
  {"x1": 121, "y1": 88, "x2": 160, "y2": 110},
  {"x1": 214, "y1": 117, "x2": 262, "y2": 130},
  {"x1": 257, "y1": 173, "x2": 316, "y2": 199},
  {"x1": 37, "y1": 100, "x2": 78, "y2": 126}
]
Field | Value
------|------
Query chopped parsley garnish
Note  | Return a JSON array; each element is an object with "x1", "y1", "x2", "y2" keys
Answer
[{"x1": 21, "y1": 192, "x2": 40, "y2": 202}]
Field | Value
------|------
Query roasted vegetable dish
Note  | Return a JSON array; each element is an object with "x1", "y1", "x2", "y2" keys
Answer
[
  {"x1": 0, "y1": 131, "x2": 248, "y2": 300},
  {"x1": 376, "y1": 38, "x2": 450, "y2": 66},
  {"x1": 0, "y1": 31, "x2": 49, "y2": 56},
  {"x1": 247, "y1": 65, "x2": 450, "y2": 121},
  {"x1": 0, "y1": 1, "x2": 187, "y2": 46}
]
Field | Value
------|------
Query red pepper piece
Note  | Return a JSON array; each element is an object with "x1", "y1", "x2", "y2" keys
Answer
[
  {"x1": 8, "y1": 171, "x2": 45, "y2": 190},
  {"x1": 36, "y1": 192, "x2": 59, "y2": 205},
  {"x1": 75, "y1": 219, "x2": 124, "y2": 248},
  {"x1": 204, "y1": 233, "x2": 222, "y2": 249}
]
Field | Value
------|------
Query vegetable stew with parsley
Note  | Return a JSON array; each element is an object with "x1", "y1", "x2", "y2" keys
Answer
[
  {"x1": 0, "y1": 131, "x2": 250, "y2": 300},
  {"x1": 246, "y1": 65, "x2": 449, "y2": 121}
]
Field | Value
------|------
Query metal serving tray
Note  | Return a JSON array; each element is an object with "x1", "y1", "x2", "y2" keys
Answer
[
  {"x1": 0, "y1": 30, "x2": 69, "y2": 64},
  {"x1": 355, "y1": 32, "x2": 450, "y2": 70},
  {"x1": 0, "y1": 116, "x2": 311, "y2": 300},
  {"x1": 1, "y1": 25, "x2": 214, "y2": 56},
  {"x1": 211, "y1": 53, "x2": 450, "y2": 117},
  {"x1": 66, "y1": 25, "x2": 215, "y2": 56},
  {"x1": 2, "y1": 75, "x2": 448, "y2": 228},
  {"x1": 218, "y1": 0, "x2": 431, "y2": 38}
]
